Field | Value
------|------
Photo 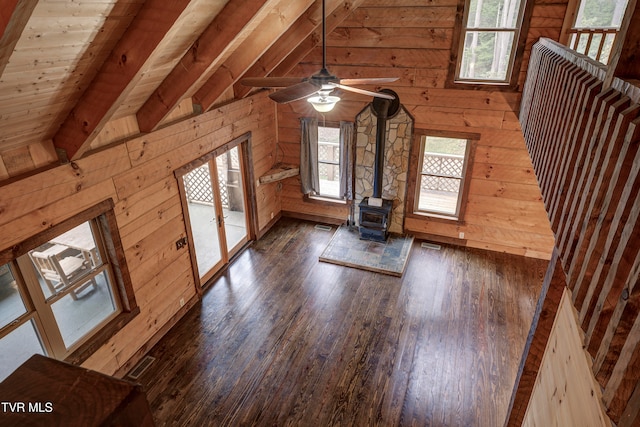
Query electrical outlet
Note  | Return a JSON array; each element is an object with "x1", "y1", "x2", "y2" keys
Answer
[
  {"x1": 459, "y1": 232, "x2": 465, "y2": 239},
  {"x1": 175, "y1": 237, "x2": 188, "y2": 250}
]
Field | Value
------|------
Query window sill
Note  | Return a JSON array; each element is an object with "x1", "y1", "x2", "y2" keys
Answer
[
  {"x1": 64, "y1": 307, "x2": 140, "y2": 365},
  {"x1": 305, "y1": 194, "x2": 347, "y2": 205},
  {"x1": 445, "y1": 79, "x2": 519, "y2": 91},
  {"x1": 406, "y1": 211, "x2": 466, "y2": 226}
]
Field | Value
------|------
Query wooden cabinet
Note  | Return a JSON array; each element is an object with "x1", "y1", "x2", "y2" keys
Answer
[{"x1": 0, "y1": 354, "x2": 154, "y2": 426}]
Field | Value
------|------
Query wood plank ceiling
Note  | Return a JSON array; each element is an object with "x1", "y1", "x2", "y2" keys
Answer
[{"x1": 0, "y1": 0, "x2": 363, "y2": 162}]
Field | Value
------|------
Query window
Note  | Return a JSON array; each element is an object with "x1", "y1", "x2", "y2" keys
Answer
[
  {"x1": 566, "y1": 0, "x2": 629, "y2": 63},
  {"x1": 455, "y1": 0, "x2": 528, "y2": 84},
  {"x1": 0, "y1": 201, "x2": 137, "y2": 380},
  {"x1": 300, "y1": 118, "x2": 353, "y2": 202},
  {"x1": 316, "y1": 125, "x2": 342, "y2": 199},
  {"x1": 413, "y1": 134, "x2": 474, "y2": 220}
]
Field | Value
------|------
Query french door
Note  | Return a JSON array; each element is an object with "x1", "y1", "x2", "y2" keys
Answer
[{"x1": 176, "y1": 138, "x2": 255, "y2": 287}]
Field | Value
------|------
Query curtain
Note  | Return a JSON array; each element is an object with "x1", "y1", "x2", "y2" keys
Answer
[
  {"x1": 339, "y1": 121, "x2": 354, "y2": 200},
  {"x1": 300, "y1": 117, "x2": 319, "y2": 195}
]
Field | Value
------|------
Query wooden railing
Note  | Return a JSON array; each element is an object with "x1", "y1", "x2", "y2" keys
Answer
[
  {"x1": 567, "y1": 27, "x2": 619, "y2": 64},
  {"x1": 508, "y1": 37, "x2": 640, "y2": 426}
]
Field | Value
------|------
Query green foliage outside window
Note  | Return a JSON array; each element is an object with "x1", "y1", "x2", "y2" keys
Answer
[
  {"x1": 459, "y1": 0, "x2": 523, "y2": 82},
  {"x1": 575, "y1": 0, "x2": 628, "y2": 28}
]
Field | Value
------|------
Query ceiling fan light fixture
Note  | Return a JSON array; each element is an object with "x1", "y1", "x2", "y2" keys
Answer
[
  {"x1": 307, "y1": 94, "x2": 340, "y2": 112},
  {"x1": 240, "y1": 0, "x2": 398, "y2": 106}
]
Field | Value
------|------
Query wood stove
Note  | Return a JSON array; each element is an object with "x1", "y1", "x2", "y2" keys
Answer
[
  {"x1": 359, "y1": 198, "x2": 393, "y2": 242},
  {"x1": 358, "y1": 89, "x2": 400, "y2": 242}
]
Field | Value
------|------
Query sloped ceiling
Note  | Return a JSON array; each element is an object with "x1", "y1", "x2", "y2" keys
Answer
[{"x1": 0, "y1": 0, "x2": 384, "y2": 163}]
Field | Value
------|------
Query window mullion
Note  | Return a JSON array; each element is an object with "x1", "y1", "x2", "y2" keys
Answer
[
  {"x1": 422, "y1": 172, "x2": 464, "y2": 179},
  {"x1": 37, "y1": 264, "x2": 108, "y2": 305},
  {"x1": 15, "y1": 256, "x2": 67, "y2": 359},
  {"x1": 465, "y1": 27, "x2": 518, "y2": 32}
]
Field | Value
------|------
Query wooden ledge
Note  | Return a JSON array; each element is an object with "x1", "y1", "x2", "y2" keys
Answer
[{"x1": 259, "y1": 163, "x2": 299, "y2": 184}]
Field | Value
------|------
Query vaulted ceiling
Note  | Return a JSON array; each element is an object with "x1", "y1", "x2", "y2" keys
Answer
[{"x1": 1, "y1": 0, "x2": 398, "y2": 163}]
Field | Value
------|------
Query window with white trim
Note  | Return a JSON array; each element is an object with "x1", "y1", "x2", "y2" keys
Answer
[
  {"x1": 566, "y1": 0, "x2": 629, "y2": 64},
  {"x1": 415, "y1": 135, "x2": 473, "y2": 219},
  {"x1": 316, "y1": 125, "x2": 342, "y2": 199},
  {"x1": 456, "y1": 0, "x2": 528, "y2": 84},
  {"x1": 0, "y1": 203, "x2": 137, "y2": 380}
]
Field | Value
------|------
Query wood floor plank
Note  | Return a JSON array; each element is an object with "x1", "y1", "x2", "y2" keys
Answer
[{"x1": 137, "y1": 218, "x2": 547, "y2": 426}]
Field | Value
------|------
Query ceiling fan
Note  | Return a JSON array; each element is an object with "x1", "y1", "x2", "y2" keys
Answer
[{"x1": 240, "y1": 0, "x2": 398, "y2": 112}]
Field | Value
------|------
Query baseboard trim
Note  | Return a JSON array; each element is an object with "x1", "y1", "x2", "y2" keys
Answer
[{"x1": 257, "y1": 212, "x2": 282, "y2": 239}]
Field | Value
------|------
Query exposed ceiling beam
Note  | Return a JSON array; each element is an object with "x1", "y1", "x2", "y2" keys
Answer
[
  {"x1": 255, "y1": 0, "x2": 367, "y2": 89},
  {"x1": 234, "y1": 0, "x2": 366, "y2": 99},
  {"x1": 193, "y1": 0, "x2": 316, "y2": 112},
  {"x1": 52, "y1": 0, "x2": 193, "y2": 161},
  {"x1": 0, "y1": 0, "x2": 38, "y2": 77},
  {"x1": 136, "y1": 0, "x2": 277, "y2": 133},
  {"x1": 233, "y1": 0, "x2": 346, "y2": 99}
]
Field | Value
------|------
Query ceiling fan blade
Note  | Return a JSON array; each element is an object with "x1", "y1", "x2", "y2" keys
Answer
[
  {"x1": 329, "y1": 83, "x2": 395, "y2": 100},
  {"x1": 240, "y1": 77, "x2": 305, "y2": 88},
  {"x1": 254, "y1": 0, "x2": 398, "y2": 106},
  {"x1": 269, "y1": 82, "x2": 319, "y2": 104},
  {"x1": 338, "y1": 77, "x2": 399, "y2": 85}
]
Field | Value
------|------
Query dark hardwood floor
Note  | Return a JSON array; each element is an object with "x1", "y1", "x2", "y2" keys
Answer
[{"x1": 137, "y1": 218, "x2": 547, "y2": 426}]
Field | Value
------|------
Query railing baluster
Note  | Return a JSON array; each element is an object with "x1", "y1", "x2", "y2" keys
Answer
[
  {"x1": 584, "y1": 32, "x2": 594, "y2": 58},
  {"x1": 566, "y1": 28, "x2": 619, "y2": 64},
  {"x1": 596, "y1": 33, "x2": 607, "y2": 61}
]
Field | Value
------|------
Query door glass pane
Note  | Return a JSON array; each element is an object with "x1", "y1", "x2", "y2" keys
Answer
[
  {"x1": 51, "y1": 270, "x2": 117, "y2": 349},
  {"x1": 217, "y1": 146, "x2": 247, "y2": 252},
  {"x1": 0, "y1": 264, "x2": 26, "y2": 329},
  {"x1": 183, "y1": 163, "x2": 223, "y2": 277},
  {"x1": 0, "y1": 320, "x2": 46, "y2": 381}
]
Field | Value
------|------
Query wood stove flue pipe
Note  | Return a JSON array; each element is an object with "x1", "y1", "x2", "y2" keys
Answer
[{"x1": 371, "y1": 89, "x2": 400, "y2": 200}]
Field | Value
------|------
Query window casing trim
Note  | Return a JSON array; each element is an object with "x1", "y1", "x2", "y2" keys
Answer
[
  {"x1": 406, "y1": 129, "x2": 479, "y2": 224},
  {"x1": 0, "y1": 199, "x2": 139, "y2": 365},
  {"x1": 446, "y1": 0, "x2": 536, "y2": 89},
  {"x1": 304, "y1": 193, "x2": 348, "y2": 205},
  {"x1": 316, "y1": 124, "x2": 344, "y2": 200}
]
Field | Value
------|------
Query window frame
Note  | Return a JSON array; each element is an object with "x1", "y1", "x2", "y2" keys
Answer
[
  {"x1": 447, "y1": 0, "x2": 535, "y2": 89},
  {"x1": 559, "y1": 0, "x2": 629, "y2": 64},
  {"x1": 308, "y1": 122, "x2": 346, "y2": 203},
  {"x1": 0, "y1": 199, "x2": 138, "y2": 366},
  {"x1": 406, "y1": 130, "x2": 479, "y2": 223}
]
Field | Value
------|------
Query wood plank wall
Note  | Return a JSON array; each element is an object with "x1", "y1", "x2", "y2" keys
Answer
[
  {"x1": 518, "y1": 37, "x2": 640, "y2": 425},
  {"x1": 522, "y1": 288, "x2": 611, "y2": 427},
  {"x1": 277, "y1": 0, "x2": 559, "y2": 258},
  {"x1": 0, "y1": 0, "x2": 144, "y2": 158},
  {"x1": 0, "y1": 91, "x2": 279, "y2": 376}
]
